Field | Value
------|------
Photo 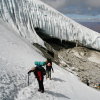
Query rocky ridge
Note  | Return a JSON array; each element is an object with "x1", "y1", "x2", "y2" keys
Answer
[{"x1": 58, "y1": 47, "x2": 100, "y2": 88}]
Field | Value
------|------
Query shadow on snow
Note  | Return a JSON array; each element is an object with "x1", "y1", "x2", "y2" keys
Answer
[
  {"x1": 52, "y1": 77, "x2": 65, "y2": 82},
  {"x1": 46, "y1": 90, "x2": 70, "y2": 99}
]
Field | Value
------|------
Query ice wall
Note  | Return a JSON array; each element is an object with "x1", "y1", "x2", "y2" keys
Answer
[{"x1": 0, "y1": 0, "x2": 100, "y2": 50}]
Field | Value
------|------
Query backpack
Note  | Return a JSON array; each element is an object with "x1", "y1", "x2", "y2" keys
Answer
[
  {"x1": 42, "y1": 67, "x2": 46, "y2": 76},
  {"x1": 34, "y1": 61, "x2": 46, "y2": 66},
  {"x1": 34, "y1": 67, "x2": 46, "y2": 77}
]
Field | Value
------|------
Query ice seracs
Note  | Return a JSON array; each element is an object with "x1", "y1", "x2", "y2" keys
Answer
[{"x1": 0, "y1": 0, "x2": 100, "y2": 50}]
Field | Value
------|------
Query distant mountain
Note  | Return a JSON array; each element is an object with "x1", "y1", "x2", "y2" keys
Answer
[{"x1": 79, "y1": 22, "x2": 100, "y2": 33}]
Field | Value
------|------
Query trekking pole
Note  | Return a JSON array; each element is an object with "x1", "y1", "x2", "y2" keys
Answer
[{"x1": 28, "y1": 74, "x2": 30, "y2": 86}]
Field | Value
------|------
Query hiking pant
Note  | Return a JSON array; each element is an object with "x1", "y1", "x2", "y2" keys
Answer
[
  {"x1": 37, "y1": 79, "x2": 44, "y2": 91},
  {"x1": 46, "y1": 70, "x2": 51, "y2": 79}
]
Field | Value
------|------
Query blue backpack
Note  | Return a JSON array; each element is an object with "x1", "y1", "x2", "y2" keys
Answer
[{"x1": 34, "y1": 61, "x2": 46, "y2": 66}]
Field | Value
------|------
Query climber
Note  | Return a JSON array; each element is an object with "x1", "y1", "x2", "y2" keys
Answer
[
  {"x1": 45, "y1": 58, "x2": 54, "y2": 80},
  {"x1": 28, "y1": 65, "x2": 46, "y2": 93}
]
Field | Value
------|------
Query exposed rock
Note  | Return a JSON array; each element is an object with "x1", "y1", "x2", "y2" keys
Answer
[
  {"x1": 58, "y1": 47, "x2": 100, "y2": 88},
  {"x1": 33, "y1": 41, "x2": 100, "y2": 89}
]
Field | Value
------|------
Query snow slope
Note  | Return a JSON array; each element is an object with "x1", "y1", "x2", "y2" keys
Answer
[
  {"x1": 0, "y1": 20, "x2": 45, "y2": 100},
  {"x1": 15, "y1": 64, "x2": 100, "y2": 100},
  {"x1": 0, "y1": 0, "x2": 100, "y2": 100},
  {"x1": 0, "y1": 20, "x2": 100, "y2": 100},
  {"x1": 0, "y1": 0, "x2": 100, "y2": 50}
]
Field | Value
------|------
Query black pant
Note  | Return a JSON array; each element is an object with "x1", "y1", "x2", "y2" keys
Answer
[
  {"x1": 37, "y1": 78, "x2": 44, "y2": 91},
  {"x1": 46, "y1": 70, "x2": 51, "y2": 79}
]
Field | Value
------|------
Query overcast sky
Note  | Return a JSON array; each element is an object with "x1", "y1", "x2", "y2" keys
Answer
[{"x1": 41, "y1": 0, "x2": 100, "y2": 16}]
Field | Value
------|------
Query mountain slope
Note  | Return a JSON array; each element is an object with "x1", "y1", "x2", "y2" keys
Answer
[
  {"x1": 0, "y1": 0, "x2": 100, "y2": 50},
  {"x1": 0, "y1": 0, "x2": 100, "y2": 100},
  {"x1": 15, "y1": 64, "x2": 100, "y2": 100},
  {"x1": 0, "y1": 19, "x2": 100, "y2": 100},
  {"x1": 0, "y1": 20, "x2": 45, "y2": 100}
]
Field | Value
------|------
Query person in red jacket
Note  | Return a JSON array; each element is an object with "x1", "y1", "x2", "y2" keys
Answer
[{"x1": 28, "y1": 66, "x2": 46, "y2": 93}]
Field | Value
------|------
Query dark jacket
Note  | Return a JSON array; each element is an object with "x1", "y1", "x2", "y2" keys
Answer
[
  {"x1": 46, "y1": 62, "x2": 53, "y2": 71},
  {"x1": 28, "y1": 66, "x2": 46, "y2": 81}
]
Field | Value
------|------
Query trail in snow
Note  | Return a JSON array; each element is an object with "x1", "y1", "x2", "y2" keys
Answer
[
  {"x1": 15, "y1": 64, "x2": 100, "y2": 100},
  {"x1": 15, "y1": 65, "x2": 71, "y2": 100}
]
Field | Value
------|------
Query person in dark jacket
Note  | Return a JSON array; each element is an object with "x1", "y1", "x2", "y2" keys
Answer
[
  {"x1": 46, "y1": 58, "x2": 54, "y2": 80},
  {"x1": 28, "y1": 66, "x2": 46, "y2": 93}
]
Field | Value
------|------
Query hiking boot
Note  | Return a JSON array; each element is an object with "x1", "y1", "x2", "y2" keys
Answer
[
  {"x1": 41, "y1": 90, "x2": 44, "y2": 93},
  {"x1": 46, "y1": 77, "x2": 48, "y2": 79},
  {"x1": 49, "y1": 78, "x2": 52, "y2": 80},
  {"x1": 38, "y1": 89, "x2": 41, "y2": 92}
]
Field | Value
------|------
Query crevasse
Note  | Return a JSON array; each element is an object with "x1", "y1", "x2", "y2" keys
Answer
[{"x1": 0, "y1": 0, "x2": 100, "y2": 50}]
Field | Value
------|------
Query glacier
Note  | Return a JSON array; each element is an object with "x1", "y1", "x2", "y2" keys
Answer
[
  {"x1": 0, "y1": 0, "x2": 100, "y2": 100},
  {"x1": 0, "y1": 0, "x2": 100, "y2": 50},
  {"x1": 0, "y1": 19, "x2": 100, "y2": 100}
]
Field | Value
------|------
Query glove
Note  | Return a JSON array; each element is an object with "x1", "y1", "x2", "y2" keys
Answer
[{"x1": 28, "y1": 71, "x2": 30, "y2": 74}]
